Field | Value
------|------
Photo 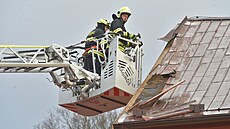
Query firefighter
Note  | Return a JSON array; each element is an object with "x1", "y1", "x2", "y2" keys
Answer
[
  {"x1": 110, "y1": 6, "x2": 140, "y2": 52},
  {"x1": 83, "y1": 18, "x2": 110, "y2": 76}
]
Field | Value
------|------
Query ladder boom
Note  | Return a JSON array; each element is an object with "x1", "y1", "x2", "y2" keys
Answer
[
  {"x1": 0, "y1": 44, "x2": 69, "y2": 73},
  {"x1": 0, "y1": 35, "x2": 144, "y2": 116}
]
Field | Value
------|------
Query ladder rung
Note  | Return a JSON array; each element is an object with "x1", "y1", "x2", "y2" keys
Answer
[
  {"x1": 4, "y1": 67, "x2": 15, "y2": 71},
  {"x1": 40, "y1": 67, "x2": 49, "y2": 71},
  {"x1": 24, "y1": 67, "x2": 36, "y2": 72},
  {"x1": 18, "y1": 49, "x2": 44, "y2": 53},
  {"x1": 52, "y1": 67, "x2": 62, "y2": 71}
]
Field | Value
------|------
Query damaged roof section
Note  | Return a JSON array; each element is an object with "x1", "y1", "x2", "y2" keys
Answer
[{"x1": 119, "y1": 16, "x2": 230, "y2": 123}]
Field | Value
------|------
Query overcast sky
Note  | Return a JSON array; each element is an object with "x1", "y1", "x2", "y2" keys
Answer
[{"x1": 1, "y1": 0, "x2": 230, "y2": 128}]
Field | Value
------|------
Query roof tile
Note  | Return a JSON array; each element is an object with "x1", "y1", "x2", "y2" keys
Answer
[
  {"x1": 201, "y1": 96, "x2": 215, "y2": 110},
  {"x1": 190, "y1": 90, "x2": 206, "y2": 103},
  {"x1": 162, "y1": 52, "x2": 174, "y2": 65},
  {"x1": 177, "y1": 58, "x2": 191, "y2": 72},
  {"x1": 224, "y1": 69, "x2": 230, "y2": 81},
  {"x1": 207, "y1": 21, "x2": 221, "y2": 31},
  {"x1": 184, "y1": 25, "x2": 199, "y2": 37},
  {"x1": 184, "y1": 91, "x2": 195, "y2": 103},
  {"x1": 185, "y1": 44, "x2": 199, "y2": 57},
  {"x1": 169, "y1": 40, "x2": 179, "y2": 52},
  {"x1": 204, "y1": 82, "x2": 221, "y2": 97},
  {"x1": 187, "y1": 57, "x2": 202, "y2": 71},
  {"x1": 217, "y1": 81, "x2": 230, "y2": 96},
  {"x1": 213, "y1": 68, "x2": 228, "y2": 83},
  {"x1": 181, "y1": 70, "x2": 195, "y2": 84},
  {"x1": 220, "y1": 56, "x2": 230, "y2": 68},
  {"x1": 208, "y1": 37, "x2": 222, "y2": 50},
  {"x1": 177, "y1": 37, "x2": 191, "y2": 51},
  {"x1": 194, "y1": 43, "x2": 209, "y2": 57},
  {"x1": 226, "y1": 46, "x2": 230, "y2": 55},
  {"x1": 205, "y1": 62, "x2": 220, "y2": 76},
  {"x1": 169, "y1": 52, "x2": 184, "y2": 65},
  {"x1": 171, "y1": 84, "x2": 188, "y2": 98},
  {"x1": 221, "y1": 93, "x2": 230, "y2": 109},
  {"x1": 212, "y1": 48, "x2": 226, "y2": 62},
  {"x1": 153, "y1": 64, "x2": 165, "y2": 75},
  {"x1": 214, "y1": 25, "x2": 228, "y2": 37},
  {"x1": 197, "y1": 21, "x2": 211, "y2": 32},
  {"x1": 201, "y1": 32, "x2": 215, "y2": 44},
  {"x1": 186, "y1": 76, "x2": 202, "y2": 92},
  {"x1": 220, "y1": 20, "x2": 230, "y2": 26},
  {"x1": 191, "y1": 32, "x2": 205, "y2": 44},
  {"x1": 208, "y1": 95, "x2": 226, "y2": 110},
  {"x1": 224, "y1": 26, "x2": 230, "y2": 36},
  {"x1": 177, "y1": 24, "x2": 189, "y2": 37},
  {"x1": 197, "y1": 76, "x2": 214, "y2": 91},
  {"x1": 191, "y1": 21, "x2": 201, "y2": 26},
  {"x1": 172, "y1": 71, "x2": 183, "y2": 83},
  {"x1": 201, "y1": 49, "x2": 216, "y2": 63},
  {"x1": 218, "y1": 36, "x2": 230, "y2": 49},
  {"x1": 194, "y1": 63, "x2": 209, "y2": 77},
  {"x1": 161, "y1": 64, "x2": 177, "y2": 74}
]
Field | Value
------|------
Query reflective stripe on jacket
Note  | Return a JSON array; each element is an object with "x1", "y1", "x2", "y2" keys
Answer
[{"x1": 110, "y1": 18, "x2": 133, "y2": 52}]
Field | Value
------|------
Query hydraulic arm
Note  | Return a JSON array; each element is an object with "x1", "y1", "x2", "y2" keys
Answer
[{"x1": 0, "y1": 35, "x2": 143, "y2": 116}]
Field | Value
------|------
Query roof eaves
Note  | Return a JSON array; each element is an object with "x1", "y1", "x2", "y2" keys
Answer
[{"x1": 114, "y1": 113, "x2": 230, "y2": 129}]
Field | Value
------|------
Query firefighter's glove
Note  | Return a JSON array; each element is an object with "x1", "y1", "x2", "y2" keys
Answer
[{"x1": 138, "y1": 41, "x2": 143, "y2": 47}]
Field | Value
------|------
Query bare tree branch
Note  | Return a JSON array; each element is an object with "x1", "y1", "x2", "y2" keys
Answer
[{"x1": 34, "y1": 107, "x2": 121, "y2": 129}]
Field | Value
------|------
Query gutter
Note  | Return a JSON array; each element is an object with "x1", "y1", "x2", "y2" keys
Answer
[{"x1": 114, "y1": 113, "x2": 230, "y2": 129}]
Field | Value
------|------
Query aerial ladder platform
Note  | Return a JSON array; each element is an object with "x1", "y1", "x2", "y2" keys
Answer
[{"x1": 0, "y1": 35, "x2": 143, "y2": 116}]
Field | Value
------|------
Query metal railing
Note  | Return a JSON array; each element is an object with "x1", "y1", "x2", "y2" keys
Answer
[{"x1": 87, "y1": 34, "x2": 143, "y2": 75}]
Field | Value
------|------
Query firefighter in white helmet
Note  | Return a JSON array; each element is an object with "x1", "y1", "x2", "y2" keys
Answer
[{"x1": 110, "y1": 6, "x2": 141, "y2": 52}]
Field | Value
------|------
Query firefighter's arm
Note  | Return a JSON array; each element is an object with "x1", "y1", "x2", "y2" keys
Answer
[
  {"x1": 113, "y1": 27, "x2": 137, "y2": 40},
  {"x1": 86, "y1": 29, "x2": 105, "y2": 41}
]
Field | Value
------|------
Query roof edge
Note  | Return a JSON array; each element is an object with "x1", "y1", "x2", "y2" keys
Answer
[
  {"x1": 114, "y1": 113, "x2": 230, "y2": 129},
  {"x1": 188, "y1": 16, "x2": 230, "y2": 21},
  {"x1": 159, "y1": 16, "x2": 188, "y2": 42}
]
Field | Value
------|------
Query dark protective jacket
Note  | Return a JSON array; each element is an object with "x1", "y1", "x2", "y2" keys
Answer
[
  {"x1": 110, "y1": 19, "x2": 126, "y2": 34},
  {"x1": 110, "y1": 15, "x2": 135, "y2": 52},
  {"x1": 85, "y1": 24, "x2": 105, "y2": 50},
  {"x1": 83, "y1": 24, "x2": 106, "y2": 75}
]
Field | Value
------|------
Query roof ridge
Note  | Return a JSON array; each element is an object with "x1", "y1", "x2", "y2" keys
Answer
[{"x1": 189, "y1": 16, "x2": 230, "y2": 21}]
